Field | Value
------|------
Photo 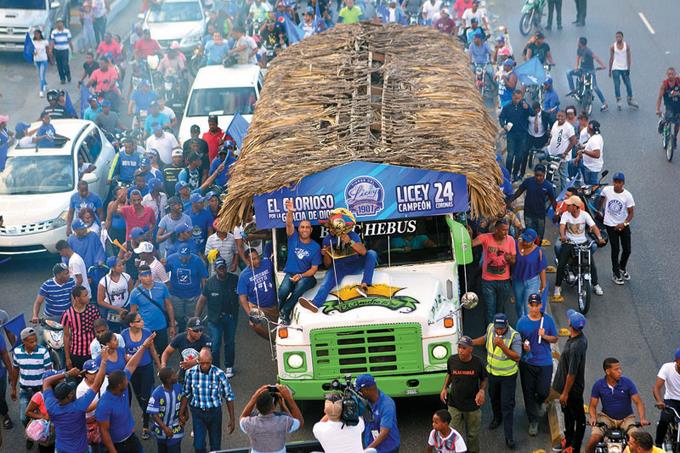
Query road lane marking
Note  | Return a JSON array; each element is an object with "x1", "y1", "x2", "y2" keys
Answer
[{"x1": 639, "y1": 12, "x2": 656, "y2": 34}]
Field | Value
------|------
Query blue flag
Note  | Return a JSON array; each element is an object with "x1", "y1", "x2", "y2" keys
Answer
[
  {"x1": 2, "y1": 314, "x2": 26, "y2": 347},
  {"x1": 282, "y1": 14, "x2": 305, "y2": 44},
  {"x1": 226, "y1": 113, "x2": 250, "y2": 149},
  {"x1": 64, "y1": 90, "x2": 78, "y2": 118},
  {"x1": 514, "y1": 56, "x2": 546, "y2": 87},
  {"x1": 23, "y1": 32, "x2": 34, "y2": 63},
  {"x1": 79, "y1": 83, "x2": 92, "y2": 118},
  {"x1": 314, "y1": 0, "x2": 323, "y2": 33}
]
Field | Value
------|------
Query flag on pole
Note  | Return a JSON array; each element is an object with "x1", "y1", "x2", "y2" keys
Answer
[
  {"x1": 226, "y1": 113, "x2": 250, "y2": 149},
  {"x1": 514, "y1": 56, "x2": 547, "y2": 87},
  {"x1": 23, "y1": 32, "x2": 35, "y2": 63},
  {"x1": 2, "y1": 314, "x2": 26, "y2": 347},
  {"x1": 281, "y1": 14, "x2": 305, "y2": 44},
  {"x1": 313, "y1": 0, "x2": 323, "y2": 32}
]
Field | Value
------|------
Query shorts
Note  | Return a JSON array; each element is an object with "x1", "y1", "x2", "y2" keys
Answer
[
  {"x1": 591, "y1": 413, "x2": 639, "y2": 437},
  {"x1": 664, "y1": 110, "x2": 680, "y2": 124}
]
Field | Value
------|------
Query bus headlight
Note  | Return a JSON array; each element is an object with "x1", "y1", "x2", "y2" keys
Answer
[
  {"x1": 430, "y1": 344, "x2": 449, "y2": 361},
  {"x1": 284, "y1": 352, "x2": 306, "y2": 372}
]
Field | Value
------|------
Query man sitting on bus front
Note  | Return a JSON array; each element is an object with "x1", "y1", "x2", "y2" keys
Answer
[{"x1": 298, "y1": 220, "x2": 378, "y2": 314}]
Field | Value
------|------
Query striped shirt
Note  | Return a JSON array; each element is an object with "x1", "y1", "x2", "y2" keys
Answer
[
  {"x1": 183, "y1": 365, "x2": 234, "y2": 410},
  {"x1": 61, "y1": 304, "x2": 101, "y2": 357},
  {"x1": 147, "y1": 383, "x2": 185, "y2": 443},
  {"x1": 12, "y1": 345, "x2": 52, "y2": 388},
  {"x1": 50, "y1": 28, "x2": 72, "y2": 50},
  {"x1": 39, "y1": 277, "x2": 76, "y2": 318}
]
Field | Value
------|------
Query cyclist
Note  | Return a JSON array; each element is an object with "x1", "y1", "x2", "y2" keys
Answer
[
  {"x1": 656, "y1": 67, "x2": 680, "y2": 148},
  {"x1": 566, "y1": 37, "x2": 608, "y2": 112},
  {"x1": 652, "y1": 347, "x2": 680, "y2": 448}
]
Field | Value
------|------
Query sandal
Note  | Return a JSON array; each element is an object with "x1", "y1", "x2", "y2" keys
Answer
[{"x1": 141, "y1": 429, "x2": 151, "y2": 440}]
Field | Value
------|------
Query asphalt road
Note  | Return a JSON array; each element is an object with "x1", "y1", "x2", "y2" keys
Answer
[{"x1": 2, "y1": 0, "x2": 680, "y2": 451}]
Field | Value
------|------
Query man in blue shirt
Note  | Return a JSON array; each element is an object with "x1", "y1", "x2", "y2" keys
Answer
[
  {"x1": 32, "y1": 263, "x2": 76, "y2": 321},
  {"x1": 499, "y1": 90, "x2": 534, "y2": 181},
  {"x1": 83, "y1": 95, "x2": 101, "y2": 122},
  {"x1": 66, "y1": 180, "x2": 104, "y2": 236},
  {"x1": 507, "y1": 164, "x2": 556, "y2": 242},
  {"x1": 585, "y1": 357, "x2": 651, "y2": 452},
  {"x1": 237, "y1": 249, "x2": 277, "y2": 340},
  {"x1": 516, "y1": 294, "x2": 558, "y2": 437},
  {"x1": 542, "y1": 78, "x2": 560, "y2": 124},
  {"x1": 144, "y1": 102, "x2": 171, "y2": 136},
  {"x1": 36, "y1": 112, "x2": 57, "y2": 147},
  {"x1": 130, "y1": 265, "x2": 176, "y2": 352},
  {"x1": 166, "y1": 247, "x2": 209, "y2": 332},
  {"x1": 355, "y1": 374, "x2": 400, "y2": 453},
  {"x1": 107, "y1": 135, "x2": 142, "y2": 185},
  {"x1": 298, "y1": 221, "x2": 378, "y2": 314},
  {"x1": 468, "y1": 31, "x2": 495, "y2": 87},
  {"x1": 204, "y1": 32, "x2": 230, "y2": 65},
  {"x1": 67, "y1": 218, "x2": 106, "y2": 269},
  {"x1": 209, "y1": 143, "x2": 237, "y2": 188},
  {"x1": 128, "y1": 79, "x2": 157, "y2": 117},
  {"x1": 188, "y1": 194, "x2": 215, "y2": 254},
  {"x1": 278, "y1": 200, "x2": 321, "y2": 325},
  {"x1": 96, "y1": 332, "x2": 157, "y2": 453},
  {"x1": 44, "y1": 350, "x2": 108, "y2": 453}
]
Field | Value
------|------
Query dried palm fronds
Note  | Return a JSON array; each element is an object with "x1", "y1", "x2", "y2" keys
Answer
[{"x1": 218, "y1": 22, "x2": 504, "y2": 232}]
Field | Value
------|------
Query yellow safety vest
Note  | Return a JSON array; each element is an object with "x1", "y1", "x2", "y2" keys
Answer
[{"x1": 485, "y1": 324, "x2": 519, "y2": 376}]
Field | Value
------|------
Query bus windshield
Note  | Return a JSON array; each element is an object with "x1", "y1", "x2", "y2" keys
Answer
[{"x1": 275, "y1": 216, "x2": 453, "y2": 271}]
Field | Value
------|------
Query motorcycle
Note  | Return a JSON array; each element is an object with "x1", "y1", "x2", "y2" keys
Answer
[
  {"x1": 543, "y1": 153, "x2": 562, "y2": 191},
  {"x1": 657, "y1": 404, "x2": 680, "y2": 453},
  {"x1": 162, "y1": 73, "x2": 188, "y2": 112},
  {"x1": 133, "y1": 109, "x2": 148, "y2": 131},
  {"x1": 519, "y1": 0, "x2": 545, "y2": 36},
  {"x1": 593, "y1": 422, "x2": 640, "y2": 453},
  {"x1": 559, "y1": 239, "x2": 596, "y2": 314},
  {"x1": 571, "y1": 68, "x2": 603, "y2": 116},
  {"x1": 40, "y1": 317, "x2": 65, "y2": 370},
  {"x1": 473, "y1": 63, "x2": 495, "y2": 99},
  {"x1": 189, "y1": 44, "x2": 204, "y2": 77}
]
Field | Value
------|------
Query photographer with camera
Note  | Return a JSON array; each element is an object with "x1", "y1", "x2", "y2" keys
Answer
[
  {"x1": 239, "y1": 384, "x2": 303, "y2": 452},
  {"x1": 355, "y1": 374, "x2": 401, "y2": 453},
  {"x1": 313, "y1": 392, "x2": 373, "y2": 453}
]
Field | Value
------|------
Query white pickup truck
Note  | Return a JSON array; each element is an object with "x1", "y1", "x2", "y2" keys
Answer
[{"x1": 0, "y1": 0, "x2": 71, "y2": 52}]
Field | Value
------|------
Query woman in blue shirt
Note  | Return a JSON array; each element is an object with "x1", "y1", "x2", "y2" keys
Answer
[
  {"x1": 94, "y1": 331, "x2": 127, "y2": 374},
  {"x1": 511, "y1": 228, "x2": 547, "y2": 319}
]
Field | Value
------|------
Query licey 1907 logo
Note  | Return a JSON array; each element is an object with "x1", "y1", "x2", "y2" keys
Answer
[{"x1": 344, "y1": 176, "x2": 384, "y2": 217}]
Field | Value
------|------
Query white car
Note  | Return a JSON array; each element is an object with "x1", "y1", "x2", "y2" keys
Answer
[
  {"x1": 142, "y1": 0, "x2": 205, "y2": 53},
  {"x1": 0, "y1": 120, "x2": 115, "y2": 255},
  {"x1": 178, "y1": 64, "x2": 263, "y2": 143}
]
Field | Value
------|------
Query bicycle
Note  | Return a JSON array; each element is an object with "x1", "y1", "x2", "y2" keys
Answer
[
  {"x1": 656, "y1": 403, "x2": 680, "y2": 453},
  {"x1": 659, "y1": 112, "x2": 679, "y2": 162}
]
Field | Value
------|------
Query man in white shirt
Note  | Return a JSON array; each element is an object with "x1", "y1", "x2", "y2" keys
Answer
[
  {"x1": 546, "y1": 110, "x2": 577, "y2": 193},
  {"x1": 421, "y1": 0, "x2": 442, "y2": 24},
  {"x1": 313, "y1": 395, "x2": 366, "y2": 453},
  {"x1": 230, "y1": 27, "x2": 258, "y2": 65},
  {"x1": 461, "y1": 0, "x2": 489, "y2": 29},
  {"x1": 135, "y1": 242, "x2": 170, "y2": 283},
  {"x1": 205, "y1": 226, "x2": 239, "y2": 276},
  {"x1": 599, "y1": 173, "x2": 634, "y2": 285},
  {"x1": 56, "y1": 240, "x2": 90, "y2": 297},
  {"x1": 553, "y1": 196, "x2": 605, "y2": 299},
  {"x1": 575, "y1": 120, "x2": 603, "y2": 185},
  {"x1": 653, "y1": 348, "x2": 680, "y2": 447},
  {"x1": 146, "y1": 125, "x2": 179, "y2": 165}
]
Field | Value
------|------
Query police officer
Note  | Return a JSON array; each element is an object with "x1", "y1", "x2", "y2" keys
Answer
[
  {"x1": 472, "y1": 313, "x2": 521, "y2": 449},
  {"x1": 41, "y1": 90, "x2": 68, "y2": 119}
]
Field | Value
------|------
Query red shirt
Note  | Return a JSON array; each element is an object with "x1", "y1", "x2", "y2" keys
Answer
[
  {"x1": 120, "y1": 205, "x2": 156, "y2": 240},
  {"x1": 477, "y1": 233, "x2": 516, "y2": 281},
  {"x1": 89, "y1": 67, "x2": 120, "y2": 94},
  {"x1": 61, "y1": 304, "x2": 100, "y2": 357},
  {"x1": 203, "y1": 128, "x2": 225, "y2": 162},
  {"x1": 134, "y1": 38, "x2": 161, "y2": 58},
  {"x1": 434, "y1": 17, "x2": 456, "y2": 34},
  {"x1": 96, "y1": 41, "x2": 122, "y2": 61}
]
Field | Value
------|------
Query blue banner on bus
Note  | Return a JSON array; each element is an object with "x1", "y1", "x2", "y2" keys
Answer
[{"x1": 253, "y1": 162, "x2": 468, "y2": 229}]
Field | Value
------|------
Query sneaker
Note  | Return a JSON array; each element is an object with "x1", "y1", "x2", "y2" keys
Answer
[
  {"x1": 628, "y1": 97, "x2": 639, "y2": 109},
  {"x1": 621, "y1": 270, "x2": 631, "y2": 280},
  {"x1": 553, "y1": 286, "x2": 562, "y2": 298},
  {"x1": 297, "y1": 297, "x2": 319, "y2": 313},
  {"x1": 612, "y1": 275, "x2": 624, "y2": 285},
  {"x1": 593, "y1": 284, "x2": 604, "y2": 296},
  {"x1": 225, "y1": 367, "x2": 234, "y2": 378},
  {"x1": 39, "y1": 90, "x2": 44, "y2": 98},
  {"x1": 528, "y1": 421, "x2": 539, "y2": 436},
  {"x1": 600, "y1": 104, "x2": 609, "y2": 112},
  {"x1": 616, "y1": 99, "x2": 623, "y2": 111}
]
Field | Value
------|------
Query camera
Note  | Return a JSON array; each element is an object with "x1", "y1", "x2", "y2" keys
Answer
[
  {"x1": 267, "y1": 385, "x2": 278, "y2": 394},
  {"x1": 326, "y1": 375, "x2": 364, "y2": 427}
]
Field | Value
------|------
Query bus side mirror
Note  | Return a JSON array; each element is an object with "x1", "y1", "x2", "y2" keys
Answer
[{"x1": 446, "y1": 279, "x2": 453, "y2": 300}]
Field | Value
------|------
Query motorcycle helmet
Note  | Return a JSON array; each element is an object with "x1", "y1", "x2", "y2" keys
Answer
[{"x1": 46, "y1": 89, "x2": 59, "y2": 101}]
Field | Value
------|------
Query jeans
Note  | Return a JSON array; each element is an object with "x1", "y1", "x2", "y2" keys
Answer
[
  {"x1": 655, "y1": 399, "x2": 680, "y2": 446},
  {"x1": 488, "y1": 373, "x2": 517, "y2": 441},
  {"x1": 612, "y1": 69, "x2": 633, "y2": 99},
  {"x1": 519, "y1": 362, "x2": 552, "y2": 423},
  {"x1": 506, "y1": 133, "x2": 528, "y2": 180},
  {"x1": 311, "y1": 250, "x2": 378, "y2": 306},
  {"x1": 481, "y1": 279, "x2": 511, "y2": 325},
  {"x1": 19, "y1": 387, "x2": 41, "y2": 425},
  {"x1": 547, "y1": 0, "x2": 562, "y2": 27},
  {"x1": 113, "y1": 432, "x2": 144, "y2": 453},
  {"x1": 574, "y1": 0, "x2": 587, "y2": 23},
  {"x1": 54, "y1": 48, "x2": 71, "y2": 82},
  {"x1": 605, "y1": 225, "x2": 631, "y2": 278},
  {"x1": 130, "y1": 363, "x2": 154, "y2": 429},
  {"x1": 93, "y1": 16, "x2": 107, "y2": 44},
  {"x1": 448, "y1": 406, "x2": 482, "y2": 453},
  {"x1": 157, "y1": 439, "x2": 181, "y2": 453},
  {"x1": 555, "y1": 241, "x2": 599, "y2": 286},
  {"x1": 524, "y1": 214, "x2": 546, "y2": 241},
  {"x1": 567, "y1": 69, "x2": 605, "y2": 104},
  {"x1": 555, "y1": 159, "x2": 569, "y2": 194},
  {"x1": 208, "y1": 312, "x2": 239, "y2": 369},
  {"x1": 36, "y1": 60, "x2": 48, "y2": 92},
  {"x1": 278, "y1": 274, "x2": 317, "y2": 320},
  {"x1": 563, "y1": 392, "x2": 586, "y2": 452},
  {"x1": 170, "y1": 295, "x2": 198, "y2": 333},
  {"x1": 512, "y1": 275, "x2": 540, "y2": 319},
  {"x1": 190, "y1": 406, "x2": 222, "y2": 453}
]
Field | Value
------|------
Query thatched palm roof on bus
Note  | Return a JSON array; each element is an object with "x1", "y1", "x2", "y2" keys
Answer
[{"x1": 217, "y1": 22, "x2": 504, "y2": 232}]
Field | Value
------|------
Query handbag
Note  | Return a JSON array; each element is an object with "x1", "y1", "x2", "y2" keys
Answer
[
  {"x1": 25, "y1": 419, "x2": 50, "y2": 443},
  {"x1": 138, "y1": 286, "x2": 170, "y2": 325}
]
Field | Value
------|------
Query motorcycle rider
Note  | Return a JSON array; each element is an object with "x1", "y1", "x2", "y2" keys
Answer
[
  {"x1": 157, "y1": 42, "x2": 187, "y2": 78},
  {"x1": 128, "y1": 79, "x2": 157, "y2": 125},
  {"x1": 41, "y1": 90, "x2": 68, "y2": 119},
  {"x1": 553, "y1": 195, "x2": 605, "y2": 301},
  {"x1": 461, "y1": 0, "x2": 489, "y2": 30},
  {"x1": 525, "y1": 31, "x2": 555, "y2": 66},
  {"x1": 652, "y1": 348, "x2": 680, "y2": 448},
  {"x1": 566, "y1": 37, "x2": 609, "y2": 112},
  {"x1": 433, "y1": 7, "x2": 457, "y2": 35},
  {"x1": 468, "y1": 30, "x2": 495, "y2": 89},
  {"x1": 585, "y1": 358, "x2": 650, "y2": 453},
  {"x1": 133, "y1": 28, "x2": 162, "y2": 60},
  {"x1": 107, "y1": 135, "x2": 143, "y2": 186},
  {"x1": 88, "y1": 56, "x2": 122, "y2": 111},
  {"x1": 655, "y1": 67, "x2": 680, "y2": 147}
]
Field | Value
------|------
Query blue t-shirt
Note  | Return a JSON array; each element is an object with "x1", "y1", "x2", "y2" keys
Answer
[
  {"x1": 321, "y1": 231, "x2": 362, "y2": 268},
  {"x1": 237, "y1": 258, "x2": 276, "y2": 308},
  {"x1": 204, "y1": 41, "x2": 229, "y2": 64},
  {"x1": 96, "y1": 369, "x2": 135, "y2": 443},
  {"x1": 45, "y1": 387, "x2": 95, "y2": 453},
  {"x1": 516, "y1": 314, "x2": 557, "y2": 366},
  {"x1": 94, "y1": 346, "x2": 127, "y2": 374},
  {"x1": 519, "y1": 177, "x2": 555, "y2": 217},
  {"x1": 469, "y1": 42, "x2": 492, "y2": 64},
  {"x1": 120, "y1": 328, "x2": 153, "y2": 367},
  {"x1": 144, "y1": 112, "x2": 170, "y2": 135},
  {"x1": 112, "y1": 150, "x2": 142, "y2": 184},
  {"x1": 70, "y1": 192, "x2": 103, "y2": 218},
  {"x1": 591, "y1": 375, "x2": 638, "y2": 420},
  {"x1": 284, "y1": 231, "x2": 322, "y2": 275},
  {"x1": 188, "y1": 207, "x2": 214, "y2": 251},
  {"x1": 131, "y1": 90, "x2": 157, "y2": 113},
  {"x1": 166, "y1": 238, "x2": 197, "y2": 257},
  {"x1": 166, "y1": 253, "x2": 208, "y2": 299},
  {"x1": 364, "y1": 391, "x2": 400, "y2": 453},
  {"x1": 37, "y1": 123, "x2": 56, "y2": 147},
  {"x1": 147, "y1": 383, "x2": 185, "y2": 444},
  {"x1": 130, "y1": 283, "x2": 170, "y2": 331},
  {"x1": 209, "y1": 155, "x2": 236, "y2": 187},
  {"x1": 39, "y1": 277, "x2": 76, "y2": 318}
]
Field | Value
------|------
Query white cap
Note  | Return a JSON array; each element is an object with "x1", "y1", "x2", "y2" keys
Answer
[
  {"x1": 133, "y1": 241, "x2": 154, "y2": 254},
  {"x1": 172, "y1": 148, "x2": 184, "y2": 157}
]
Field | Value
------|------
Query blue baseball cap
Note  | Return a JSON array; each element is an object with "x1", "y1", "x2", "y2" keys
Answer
[
  {"x1": 106, "y1": 255, "x2": 119, "y2": 268},
  {"x1": 503, "y1": 58, "x2": 515, "y2": 67},
  {"x1": 493, "y1": 313, "x2": 509, "y2": 328},
  {"x1": 354, "y1": 374, "x2": 377, "y2": 391},
  {"x1": 88, "y1": 94, "x2": 98, "y2": 102},
  {"x1": 140, "y1": 157, "x2": 150, "y2": 168},
  {"x1": 528, "y1": 293, "x2": 542, "y2": 305},
  {"x1": 613, "y1": 172, "x2": 625, "y2": 182},
  {"x1": 214, "y1": 257, "x2": 227, "y2": 269},
  {"x1": 71, "y1": 218, "x2": 87, "y2": 230},
  {"x1": 148, "y1": 178, "x2": 161, "y2": 191},
  {"x1": 675, "y1": 347, "x2": 680, "y2": 361},
  {"x1": 101, "y1": 100, "x2": 112, "y2": 107},
  {"x1": 567, "y1": 309, "x2": 586, "y2": 330},
  {"x1": 206, "y1": 191, "x2": 219, "y2": 200},
  {"x1": 83, "y1": 359, "x2": 99, "y2": 373},
  {"x1": 175, "y1": 181, "x2": 189, "y2": 193},
  {"x1": 174, "y1": 223, "x2": 191, "y2": 234},
  {"x1": 190, "y1": 192, "x2": 205, "y2": 204},
  {"x1": 130, "y1": 227, "x2": 146, "y2": 239},
  {"x1": 179, "y1": 246, "x2": 191, "y2": 256},
  {"x1": 521, "y1": 228, "x2": 537, "y2": 243},
  {"x1": 42, "y1": 369, "x2": 61, "y2": 379}
]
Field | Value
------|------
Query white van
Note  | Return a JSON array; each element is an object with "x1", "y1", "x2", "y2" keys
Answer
[{"x1": 178, "y1": 64, "x2": 263, "y2": 143}]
